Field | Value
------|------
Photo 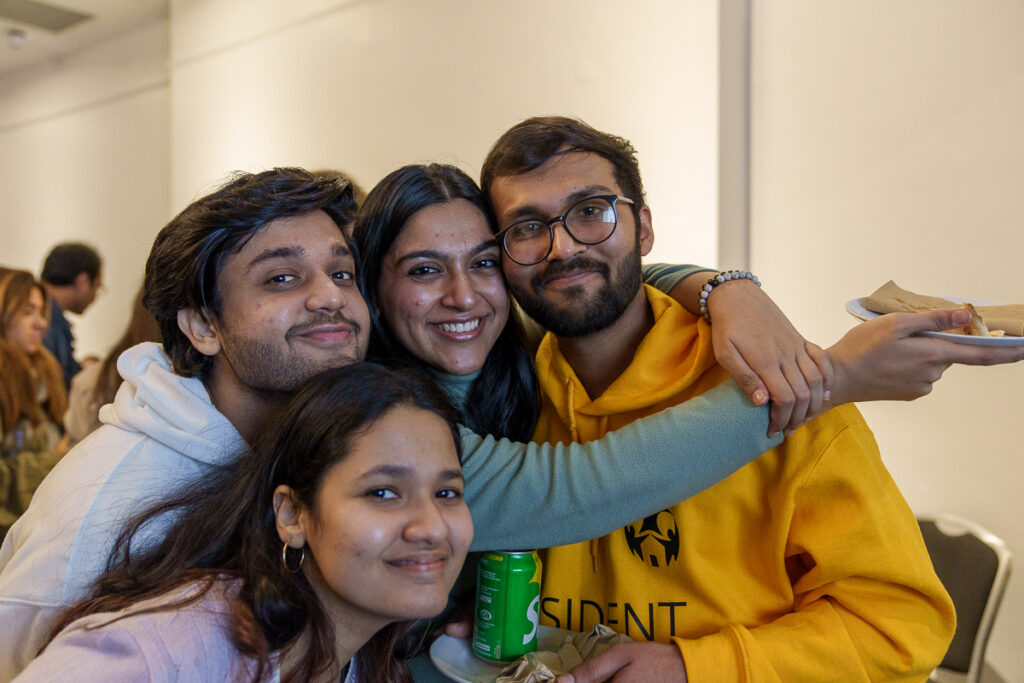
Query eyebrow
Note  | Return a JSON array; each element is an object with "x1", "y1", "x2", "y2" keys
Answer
[
  {"x1": 393, "y1": 239, "x2": 499, "y2": 266},
  {"x1": 439, "y1": 468, "x2": 465, "y2": 482},
  {"x1": 357, "y1": 464, "x2": 464, "y2": 482},
  {"x1": 247, "y1": 241, "x2": 351, "y2": 270},
  {"x1": 501, "y1": 185, "x2": 615, "y2": 223}
]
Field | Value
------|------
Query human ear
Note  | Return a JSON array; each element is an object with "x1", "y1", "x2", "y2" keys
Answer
[
  {"x1": 177, "y1": 308, "x2": 221, "y2": 357},
  {"x1": 637, "y1": 205, "x2": 654, "y2": 257},
  {"x1": 273, "y1": 485, "x2": 307, "y2": 547}
]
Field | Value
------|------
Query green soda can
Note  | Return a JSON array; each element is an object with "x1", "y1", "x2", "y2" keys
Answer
[{"x1": 472, "y1": 550, "x2": 542, "y2": 662}]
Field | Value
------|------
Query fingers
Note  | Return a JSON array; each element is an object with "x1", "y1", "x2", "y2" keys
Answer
[
  {"x1": 902, "y1": 308, "x2": 971, "y2": 334},
  {"x1": 794, "y1": 349, "x2": 825, "y2": 424},
  {"x1": 938, "y1": 343, "x2": 1024, "y2": 367},
  {"x1": 715, "y1": 343, "x2": 770, "y2": 407},
  {"x1": 557, "y1": 647, "x2": 629, "y2": 683},
  {"x1": 805, "y1": 342, "x2": 834, "y2": 396},
  {"x1": 442, "y1": 620, "x2": 473, "y2": 639},
  {"x1": 766, "y1": 349, "x2": 827, "y2": 435}
]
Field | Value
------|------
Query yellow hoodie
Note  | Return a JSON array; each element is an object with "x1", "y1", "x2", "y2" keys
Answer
[{"x1": 533, "y1": 286, "x2": 955, "y2": 682}]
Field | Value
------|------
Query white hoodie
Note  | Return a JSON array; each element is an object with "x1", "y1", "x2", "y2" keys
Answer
[{"x1": 0, "y1": 343, "x2": 245, "y2": 680}]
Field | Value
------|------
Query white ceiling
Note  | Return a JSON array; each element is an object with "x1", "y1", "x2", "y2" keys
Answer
[{"x1": 0, "y1": 0, "x2": 167, "y2": 79}]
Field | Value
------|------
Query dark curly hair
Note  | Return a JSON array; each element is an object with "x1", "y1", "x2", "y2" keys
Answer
[{"x1": 143, "y1": 167, "x2": 357, "y2": 378}]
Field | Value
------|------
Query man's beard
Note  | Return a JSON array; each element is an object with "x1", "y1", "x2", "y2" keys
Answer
[
  {"x1": 512, "y1": 245, "x2": 643, "y2": 338},
  {"x1": 217, "y1": 315, "x2": 364, "y2": 393}
]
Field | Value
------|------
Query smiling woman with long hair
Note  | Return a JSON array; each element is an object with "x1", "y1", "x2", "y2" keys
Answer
[{"x1": 17, "y1": 363, "x2": 472, "y2": 683}]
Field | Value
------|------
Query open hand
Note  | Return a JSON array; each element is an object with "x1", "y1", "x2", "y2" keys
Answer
[{"x1": 827, "y1": 308, "x2": 1024, "y2": 405}]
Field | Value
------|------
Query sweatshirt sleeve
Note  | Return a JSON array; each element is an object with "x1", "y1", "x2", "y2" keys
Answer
[
  {"x1": 14, "y1": 627, "x2": 152, "y2": 683},
  {"x1": 462, "y1": 379, "x2": 780, "y2": 551},
  {"x1": 642, "y1": 263, "x2": 716, "y2": 295},
  {"x1": 673, "y1": 410, "x2": 956, "y2": 682}
]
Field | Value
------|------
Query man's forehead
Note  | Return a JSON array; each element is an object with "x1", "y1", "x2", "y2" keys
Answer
[{"x1": 231, "y1": 210, "x2": 348, "y2": 259}]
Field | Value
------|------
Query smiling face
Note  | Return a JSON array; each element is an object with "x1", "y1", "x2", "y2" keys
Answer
[
  {"x1": 202, "y1": 210, "x2": 370, "y2": 392},
  {"x1": 377, "y1": 199, "x2": 510, "y2": 375},
  {"x1": 6, "y1": 285, "x2": 48, "y2": 354},
  {"x1": 489, "y1": 151, "x2": 653, "y2": 338},
  {"x1": 291, "y1": 405, "x2": 473, "y2": 628}
]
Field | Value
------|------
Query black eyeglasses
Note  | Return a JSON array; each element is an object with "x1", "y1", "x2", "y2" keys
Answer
[{"x1": 495, "y1": 194, "x2": 635, "y2": 266}]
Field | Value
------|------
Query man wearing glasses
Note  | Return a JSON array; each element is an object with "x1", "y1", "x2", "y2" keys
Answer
[{"x1": 480, "y1": 116, "x2": 957, "y2": 681}]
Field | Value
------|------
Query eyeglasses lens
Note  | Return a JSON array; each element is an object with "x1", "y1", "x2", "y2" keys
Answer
[{"x1": 504, "y1": 197, "x2": 619, "y2": 266}]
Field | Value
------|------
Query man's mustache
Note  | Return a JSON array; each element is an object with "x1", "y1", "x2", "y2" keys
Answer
[
  {"x1": 289, "y1": 313, "x2": 362, "y2": 337},
  {"x1": 533, "y1": 257, "x2": 610, "y2": 289}
]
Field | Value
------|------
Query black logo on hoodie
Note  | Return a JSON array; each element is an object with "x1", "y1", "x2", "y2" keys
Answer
[{"x1": 624, "y1": 510, "x2": 680, "y2": 567}]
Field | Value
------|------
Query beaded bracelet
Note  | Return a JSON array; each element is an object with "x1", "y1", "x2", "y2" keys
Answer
[{"x1": 698, "y1": 270, "x2": 761, "y2": 323}]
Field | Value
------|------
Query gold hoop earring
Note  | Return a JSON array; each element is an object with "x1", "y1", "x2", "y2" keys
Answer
[{"x1": 282, "y1": 542, "x2": 305, "y2": 573}]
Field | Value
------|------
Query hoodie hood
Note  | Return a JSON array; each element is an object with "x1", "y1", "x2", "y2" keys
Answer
[
  {"x1": 535, "y1": 287, "x2": 724, "y2": 425},
  {"x1": 99, "y1": 342, "x2": 246, "y2": 467}
]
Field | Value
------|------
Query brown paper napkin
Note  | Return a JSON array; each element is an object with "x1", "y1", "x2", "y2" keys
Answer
[
  {"x1": 494, "y1": 625, "x2": 632, "y2": 683},
  {"x1": 862, "y1": 281, "x2": 1024, "y2": 336}
]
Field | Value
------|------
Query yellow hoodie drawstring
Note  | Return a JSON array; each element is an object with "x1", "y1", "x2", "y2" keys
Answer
[
  {"x1": 567, "y1": 379, "x2": 601, "y2": 572},
  {"x1": 566, "y1": 378, "x2": 579, "y2": 443}
]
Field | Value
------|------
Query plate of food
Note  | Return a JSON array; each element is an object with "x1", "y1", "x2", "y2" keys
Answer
[
  {"x1": 429, "y1": 625, "x2": 574, "y2": 683},
  {"x1": 845, "y1": 296, "x2": 1024, "y2": 347}
]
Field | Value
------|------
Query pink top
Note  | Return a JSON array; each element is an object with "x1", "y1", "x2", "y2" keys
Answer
[{"x1": 14, "y1": 580, "x2": 268, "y2": 682}]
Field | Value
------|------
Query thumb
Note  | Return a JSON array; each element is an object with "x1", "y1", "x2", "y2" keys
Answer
[{"x1": 897, "y1": 308, "x2": 970, "y2": 334}]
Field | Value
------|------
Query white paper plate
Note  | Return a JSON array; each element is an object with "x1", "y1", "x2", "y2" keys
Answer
[
  {"x1": 845, "y1": 297, "x2": 1024, "y2": 347},
  {"x1": 429, "y1": 625, "x2": 574, "y2": 683}
]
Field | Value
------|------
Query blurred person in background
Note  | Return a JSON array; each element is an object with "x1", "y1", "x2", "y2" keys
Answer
[
  {"x1": 0, "y1": 268, "x2": 69, "y2": 540},
  {"x1": 40, "y1": 243, "x2": 104, "y2": 389},
  {"x1": 64, "y1": 287, "x2": 162, "y2": 446}
]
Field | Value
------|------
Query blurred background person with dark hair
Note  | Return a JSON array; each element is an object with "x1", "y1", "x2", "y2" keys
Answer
[
  {"x1": 64, "y1": 286, "x2": 161, "y2": 446},
  {"x1": 39, "y1": 243, "x2": 104, "y2": 389},
  {"x1": 0, "y1": 268, "x2": 69, "y2": 540}
]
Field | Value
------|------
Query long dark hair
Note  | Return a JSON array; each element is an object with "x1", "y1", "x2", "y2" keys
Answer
[
  {"x1": 46, "y1": 363, "x2": 464, "y2": 683},
  {"x1": 352, "y1": 163, "x2": 538, "y2": 441},
  {"x1": 0, "y1": 268, "x2": 66, "y2": 431}
]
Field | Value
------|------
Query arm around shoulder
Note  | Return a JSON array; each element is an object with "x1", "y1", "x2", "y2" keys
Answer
[{"x1": 462, "y1": 379, "x2": 780, "y2": 551}]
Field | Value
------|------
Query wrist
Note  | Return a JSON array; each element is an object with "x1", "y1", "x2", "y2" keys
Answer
[
  {"x1": 698, "y1": 270, "x2": 761, "y2": 323},
  {"x1": 822, "y1": 344, "x2": 854, "y2": 407}
]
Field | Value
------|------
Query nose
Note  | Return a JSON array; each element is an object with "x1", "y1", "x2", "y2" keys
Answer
[
  {"x1": 403, "y1": 496, "x2": 449, "y2": 545},
  {"x1": 440, "y1": 271, "x2": 478, "y2": 311},
  {"x1": 547, "y1": 221, "x2": 586, "y2": 261},
  {"x1": 306, "y1": 272, "x2": 346, "y2": 312}
]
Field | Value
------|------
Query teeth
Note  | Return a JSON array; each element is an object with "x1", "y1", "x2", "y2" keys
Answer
[{"x1": 439, "y1": 319, "x2": 480, "y2": 333}]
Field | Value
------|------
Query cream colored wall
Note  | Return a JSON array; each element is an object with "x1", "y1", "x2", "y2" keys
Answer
[
  {"x1": 7, "y1": 0, "x2": 1020, "y2": 676},
  {"x1": 167, "y1": 0, "x2": 721, "y2": 266},
  {"x1": 0, "y1": 19, "x2": 170, "y2": 358},
  {"x1": 751, "y1": 2, "x2": 1024, "y2": 678}
]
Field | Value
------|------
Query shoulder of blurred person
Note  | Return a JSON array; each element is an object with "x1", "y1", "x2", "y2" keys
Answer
[
  {"x1": 64, "y1": 362, "x2": 104, "y2": 446},
  {"x1": 41, "y1": 297, "x2": 80, "y2": 386}
]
